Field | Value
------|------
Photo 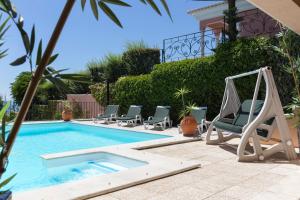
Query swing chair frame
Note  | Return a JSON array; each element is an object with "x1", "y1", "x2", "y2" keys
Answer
[{"x1": 206, "y1": 67, "x2": 297, "y2": 162}]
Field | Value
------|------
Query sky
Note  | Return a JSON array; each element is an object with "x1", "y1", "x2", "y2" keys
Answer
[{"x1": 0, "y1": 0, "x2": 216, "y2": 99}]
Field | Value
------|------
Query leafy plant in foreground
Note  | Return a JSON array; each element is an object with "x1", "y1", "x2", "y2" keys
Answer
[
  {"x1": 274, "y1": 27, "x2": 300, "y2": 121},
  {"x1": 0, "y1": 102, "x2": 16, "y2": 193},
  {"x1": 0, "y1": 0, "x2": 89, "y2": 96}
]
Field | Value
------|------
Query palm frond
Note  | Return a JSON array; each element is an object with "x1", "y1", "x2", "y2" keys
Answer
[
  {"x1": 83, "y1": 0, "x2": 172, "y2": 27},
  {"x1": 0, "y1": 14, "x2": 10, "y2": 59}
]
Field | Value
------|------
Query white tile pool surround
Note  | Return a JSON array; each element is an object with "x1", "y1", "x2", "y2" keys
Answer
[{"x1": 13, "y1": 121, "x2": 201, "y2": 200}]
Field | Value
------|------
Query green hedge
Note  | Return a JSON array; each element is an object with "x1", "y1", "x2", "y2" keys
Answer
[
  {"x1": 122, "y1": 48, "x2": 160, "y2": 75},
  {"x1": 114, "y1": 75, "x2": 154, "y2": 117},
  {"x1": 114, "y1": 38, "x2": 292, "y2": 122},
  {"x1": 151, "y1": 57, "x2": 222, "y2": 121},
  {"x1": 213, "y1": 38, "x2": 292, "y2": 104}
]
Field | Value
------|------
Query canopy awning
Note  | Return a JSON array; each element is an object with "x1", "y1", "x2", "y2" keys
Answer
[{"x1": 247, "y1": 0, "x2": 300, "y2": 35}]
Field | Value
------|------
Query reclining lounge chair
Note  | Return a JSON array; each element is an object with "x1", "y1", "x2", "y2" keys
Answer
[
  {"x1": 191, "y1": 107, "x2": 208, "y2": 134},
  {"x1": 116, "y1": 105, "x2": 142, "y2": 127},
  {"x1": 144, "y1": 106, "x2": 171, "y2": 130},
  {"x1": 93, "y1": 105, "x2": 119, "y2": 124},
  {"x1": 206, "y1": 67, "x2": 297, "y2": 162}
]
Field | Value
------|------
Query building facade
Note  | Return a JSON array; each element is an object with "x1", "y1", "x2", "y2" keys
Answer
[
  {"x1": 188, "y1": 0, "x2": 280, "y2": 39},
  {"x1": 162, "y1": 0, "x2": 282, "y2": 62}
]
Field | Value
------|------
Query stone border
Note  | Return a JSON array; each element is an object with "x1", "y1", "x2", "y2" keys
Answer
[{"x1": 13, "y1": 121, "x2": 201, "y2": 200}]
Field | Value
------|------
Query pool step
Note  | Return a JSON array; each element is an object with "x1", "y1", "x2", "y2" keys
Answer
[
  {"x1": 88, "y1": 161, "x2": 127, "y2": 173},
  {"x1": 98, "y1": 162, "x2": 127, "y2": 171}
]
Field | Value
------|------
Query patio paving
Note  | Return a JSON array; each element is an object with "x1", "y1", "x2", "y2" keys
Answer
[{"x1": 90, "y1": 139, "x2": 300, "y2": 200}]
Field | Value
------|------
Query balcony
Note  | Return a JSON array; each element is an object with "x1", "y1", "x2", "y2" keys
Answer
[{"x1": 161, "y1": 8, "x2": 280, "y2": 63}]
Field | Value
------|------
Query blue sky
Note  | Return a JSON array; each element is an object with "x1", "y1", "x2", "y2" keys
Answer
[{"x1": 0, "y1": 0, "x2": 216, "y2": 99}]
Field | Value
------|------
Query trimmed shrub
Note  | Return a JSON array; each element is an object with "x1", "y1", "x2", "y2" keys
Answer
[
  {"x1": 214, "y1": 38, "x2": 292, "y2": 105},
  {"x1": 114, "y1": 75, "x2": 153, "y2": 116},
  {"x1": 114, "y1": 37, "x2": 293, "y2": 123},
  {"x1": 11, "y1": 72, "x2": 49, "y2": 105},
  {"x1": 104, "y1": 54, "x2": 127, "y2": 83},
  {"x1": 151, "y1": 57, "x2": 220, "y2": 121},
  {"x1": 122, "y1": 48, "x2": 160, "y2": 75},
  {"x1": 90, "y1": 83, "x2": 115, "y2": 106}
]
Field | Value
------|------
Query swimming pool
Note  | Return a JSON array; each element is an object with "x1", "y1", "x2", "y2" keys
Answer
[{"x1": 4, "y1": 122, "x2": 170, "y2": 191}]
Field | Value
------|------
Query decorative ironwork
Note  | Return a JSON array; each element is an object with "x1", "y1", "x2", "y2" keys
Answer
[
  {"x1": 161, "y1": 9, "x2": 280, "y2": 63},
  {"x1": 162, "y1": 28, "x2": 224, "y2": 62},
  {"x1": 238, "y1": 8, "x2": 281, "y2": 37}
]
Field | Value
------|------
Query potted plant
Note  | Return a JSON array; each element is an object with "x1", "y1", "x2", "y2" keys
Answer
[
  {"x1": 0, "y1": 102, "x2": 16, "y2": 200},
  {"x1": 61, "y1": 101, "x2": 72, "y2": 121},
  {"x1": 175, "y1": 87, "x2": 198, "y2": 137},
  {"x1": 270, "y1": 28, "x2": 300, "y2": 148}
]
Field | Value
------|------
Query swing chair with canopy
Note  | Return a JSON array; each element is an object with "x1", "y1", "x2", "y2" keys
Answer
[{"x1": 206, "y1": 67, "x2": 297, "y2": 162}]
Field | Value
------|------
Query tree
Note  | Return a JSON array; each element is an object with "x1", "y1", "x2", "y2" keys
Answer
[
  {"x1": 87, "y1": 60, "x2": 106, "y2": 83},
  {"x1": 11, "y1": 72, "x2": 43, "y2": 105},
  {"x1": 87, "y1": 54, "x2": 127, "y2": 83},
  {"x1": 88, "y1": 54, "x2": 127, "y2": 105},
  {"x1": 103, "y1": 54, "x2": 127, "y2": 83},
  {"x1": 122, "y1": 42, "x2": 160, "y2": 75},
  {"x1": 0, "y1": 0, "x2": 172, "y2": 179},
  {"x1": 10, "y1": 72, "x2": 64, "y2": 105},
  {"x1": 224, "y1": 0, "x2": 240, "y2": 41},
  {"x1": 194, "y1": 0, "x2": 240, "y2": 41}
]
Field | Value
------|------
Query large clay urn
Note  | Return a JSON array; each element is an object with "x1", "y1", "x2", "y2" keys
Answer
[
  {"x1": 62, "y1": 110, "x2": 72, "y2": 121},
  {"x1": 180, "y1": 115, "x2": 197, "y2": 137}
]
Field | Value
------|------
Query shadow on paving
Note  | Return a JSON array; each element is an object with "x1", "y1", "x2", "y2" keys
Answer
[{"x1": 218, "y1": 143, "x2": 300, "y2": 166}]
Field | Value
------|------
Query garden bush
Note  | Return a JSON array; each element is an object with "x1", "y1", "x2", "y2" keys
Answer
[
  {"x1": 11, "y1": 72, "x2": 50, "y2": 105},
  {"x1": 114, "y1": 75, "x2": 153, "y2": 116},
  {"x1": 114, "y1": 37, "x2": 293, "y2": 123},
  {"x1": 90, "y1": 83, "x2": 115, "y2": 106},
  {"x1": 214, "y1": 38, "x2": 292, "y2": 105},
  {"x1": 122, "y1": 48, "x2": 160, "y2": 75}
]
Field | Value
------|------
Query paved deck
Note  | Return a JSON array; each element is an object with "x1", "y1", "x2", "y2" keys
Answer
[{"x1": 90, "y1": 140, "x2": 300, "y2": 200}]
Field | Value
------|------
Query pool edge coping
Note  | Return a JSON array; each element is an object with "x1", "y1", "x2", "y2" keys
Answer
[{"x1": 12, "y1": 120, "x2": 202, "y2": 200}]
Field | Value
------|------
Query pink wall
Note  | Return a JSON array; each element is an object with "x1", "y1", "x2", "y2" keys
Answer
[
  {"x1": 67, "y1": 94, "x2": 104, "y2": 119},
  {"x1": 199, "y1": 8, "x2": 280, "y2": 38},
  {"x1": 238, "y1": 9, "x2": 280, "y2": 37}
]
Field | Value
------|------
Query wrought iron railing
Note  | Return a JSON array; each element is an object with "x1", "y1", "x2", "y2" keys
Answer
[
  {"x1": 161, "y1": 8, "x2": 280, "y2": 63},
  {"x1": 161, "y1": 28, "x2": 225, "y2": 62}
]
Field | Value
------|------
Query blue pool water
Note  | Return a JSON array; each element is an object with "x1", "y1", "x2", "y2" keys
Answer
[{"x1": 4, "y1": 122, "x2": 170, "y2": 191}]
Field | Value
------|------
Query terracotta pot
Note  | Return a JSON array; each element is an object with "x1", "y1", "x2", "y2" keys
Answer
[
  {"x1": 62, "y1": 110, "x2": 72, "y2": 121},
  {"x1": 180, "y1": 116, "x2": 197, "y2": 137}
]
